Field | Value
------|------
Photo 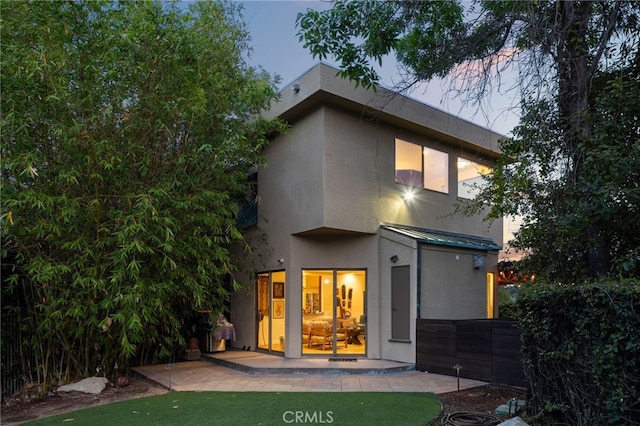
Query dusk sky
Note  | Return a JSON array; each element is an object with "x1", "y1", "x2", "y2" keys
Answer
[{"x1": 239, "y1": 0, "x2": 520, "y2": 137}]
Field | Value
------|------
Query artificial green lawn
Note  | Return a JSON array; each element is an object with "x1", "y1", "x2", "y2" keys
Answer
[{"x1": 26, "y1": 392, "x2": 441, "y2": 425}]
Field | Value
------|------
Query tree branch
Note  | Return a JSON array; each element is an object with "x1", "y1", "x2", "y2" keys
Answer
[{"x1": 588, "y1": 0, "x2": 622, "y2": 77}]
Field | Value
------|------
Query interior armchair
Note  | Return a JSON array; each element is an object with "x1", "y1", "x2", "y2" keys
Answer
[
  {"x1": 308, "y1": 320, "x2": 348, "y2": 350},
  {"x1": 302, "y1": 321, "x2": 311, "y2": 347},
  {"x1": 340, "y1": 317, "x2": 363, "y2": 345}
]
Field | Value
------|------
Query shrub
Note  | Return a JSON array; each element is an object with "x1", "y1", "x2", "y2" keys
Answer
[
  {"x1": 498, "y1": 285, "x2": 520, "y2": 319},
  {"x1": 518, "y1": 280, "x2": 639, "y2": 425}
]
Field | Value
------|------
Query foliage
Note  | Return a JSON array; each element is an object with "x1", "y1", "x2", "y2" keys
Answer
[
  {"x1": 497, "y1": 285, "x2": 519, "y2": 319},
  {"x1": 1, "y1": 0, "x2": 285, "y2": 384},
  {"x1": 297, "y1": 1, "x2": 640, "y2": 282},
  {"x1": 517, "y1": 280, "x2": 640, "y2": 425},
  {"x1": 297, "y1": 1, "x2": 466, "y2": 90},
  {"x1": 480, "y1": 57, "x2": 640, "y2": 282}
]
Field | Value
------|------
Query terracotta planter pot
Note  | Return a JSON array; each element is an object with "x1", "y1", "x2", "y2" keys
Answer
[{"x1": 187, "y1": 336, "x2": 199, "y2": 350}]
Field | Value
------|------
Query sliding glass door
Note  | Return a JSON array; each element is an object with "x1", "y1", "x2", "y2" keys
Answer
[{"x1": 302, "y1": 269, "x2": 366, "y2": 356}]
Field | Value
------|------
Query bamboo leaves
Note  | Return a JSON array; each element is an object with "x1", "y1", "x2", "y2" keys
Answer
[{"x1": 2, "y1": 0, "x2": 285, "y2": 383}]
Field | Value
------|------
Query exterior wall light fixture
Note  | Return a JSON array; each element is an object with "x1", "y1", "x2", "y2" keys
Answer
[{"x1": 402, "y1": 187, "x2": 417, "y2": 202}]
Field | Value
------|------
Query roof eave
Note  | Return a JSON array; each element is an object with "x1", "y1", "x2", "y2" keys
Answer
[{"x1": 265, "y1": 63, "x2": 504, "y2": 157}]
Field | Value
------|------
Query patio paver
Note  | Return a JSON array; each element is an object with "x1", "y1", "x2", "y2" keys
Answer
[{"x1": 132, "y1": 351, "x2": 487, "y2": 394}]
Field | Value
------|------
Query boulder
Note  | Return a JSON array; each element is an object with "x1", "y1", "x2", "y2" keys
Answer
[{"x1": 57, "y1": 377, "x2": 109, "y2": 394}]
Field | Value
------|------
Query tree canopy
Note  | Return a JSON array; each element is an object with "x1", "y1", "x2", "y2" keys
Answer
[
  {"x1": 297, "y1": 0, "x2": 640, "y2": 282},
  {"x1": 1, "y1": 0, "x2": 284, "y2": 381}
]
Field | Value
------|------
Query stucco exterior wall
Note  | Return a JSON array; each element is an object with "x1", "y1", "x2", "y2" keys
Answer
[
  {"x1": 287, "y1": 234, "x2": 379, "y2": 358},
  {"x1": 421, "y1": 246, "x2": 492, "y2": 320},
  {"x1": 259, "y1": 107, "x2": 325, "y2": 236},
  {"x1": 379, "y1": 230, "x2": 419, "y2": 363},
  {"x1": 228, "y1": 275, "x2": 254, "y2": 350},
  {"x1": 229, "y1": 63, "x2": 504, "y2": 360},
  {"x1": 265, "y1": 63, "x2": 503, "y2": 243},
  {"x1": 227, "y1": 103, "x2": 329, "y2": 351},
  {"x1": 321, "y1": 105, "x2": 502, "y2": 242}
]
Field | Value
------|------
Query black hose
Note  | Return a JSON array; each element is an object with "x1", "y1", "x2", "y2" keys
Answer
[{"x1": 440, "y1": 411, "x2": 503, "y2": 426}]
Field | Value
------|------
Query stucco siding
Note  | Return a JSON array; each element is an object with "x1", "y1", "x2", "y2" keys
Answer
[
  {"x1": 421, "y1": 246, "x2": 489, "y2": 319},
  {"x1": 229, "y1": 64, "x2": 504, "y2": 361},
  {"x1": 290, "y1": 234, "x2": 380, "y2": 358},
  {"x1": 322, "y1": 107, "x2": 381, "y2": 233},
  {"x1": 259, "y1": 107, "x2": 325, "y2": 236},
  {"x1": 379, "y1": 231, "x2": 419, "y2": 363},
  {"x1": 320, "y1": 104, "x2": 502, "y2": 247}
]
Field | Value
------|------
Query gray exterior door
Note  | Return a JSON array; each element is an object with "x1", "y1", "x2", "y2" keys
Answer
[{"x1": 391, "y1": 265, "x2": 410, "y2": 341}]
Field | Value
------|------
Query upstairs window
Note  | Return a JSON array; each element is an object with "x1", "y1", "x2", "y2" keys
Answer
[
  {"x1": 423, "y1": 147, "x2": 449, "y2": 193},
  {"x1": 457, "y1": 158, "x2": 492, "y2": 199},
  {"x1": 395, "y1": 138, "x2": 449, "y2": 194},
  {"x1": 395, "y1": 139, "x2": 422, "y2": 187}
]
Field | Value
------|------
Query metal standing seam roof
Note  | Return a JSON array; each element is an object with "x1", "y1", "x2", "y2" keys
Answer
[{"x1": 381, "y1": 224, "x2": 502, "y2": 251}]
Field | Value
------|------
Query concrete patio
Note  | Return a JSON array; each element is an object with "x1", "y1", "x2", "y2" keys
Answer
[{"x1": 132, "y1": 350, "x2": 488, "y2": 394}]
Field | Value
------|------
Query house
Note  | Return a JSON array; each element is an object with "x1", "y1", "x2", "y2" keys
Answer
[{"x1": 229, "y1": 63, "x2": 503, "y2": 364}]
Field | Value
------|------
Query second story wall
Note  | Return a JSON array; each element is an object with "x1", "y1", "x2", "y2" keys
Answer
[
  {"x1": 321, "y1": 104, "x2": 502, "y2": 244},
  {"x1": 259, "y1": 64, "x2": 503, "y2": 247},
  {"x1": 258, "y1": 106, "x2": 325, "y2": 240}
]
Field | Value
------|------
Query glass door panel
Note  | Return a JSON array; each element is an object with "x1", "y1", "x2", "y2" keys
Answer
[
  {"x1": 337, "y1": 271, "x2": 366, "y2": 352},
  {"x1": 271, "y1": 271, "x2": 286, "y2": 352},
  {"x1": 257, "y1": 274, "x2": 270, "y2": 351},
  {"x1": 302, "y1": 270, "x2": 332, "y2": 355},
  {"x1": 257, "y1": 271, "x2": 286, "y2": 353}
]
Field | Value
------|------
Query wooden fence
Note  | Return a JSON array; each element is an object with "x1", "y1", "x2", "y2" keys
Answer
[{"x1": 416, "y1": 319, "x2": 525, "y2": 387}]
